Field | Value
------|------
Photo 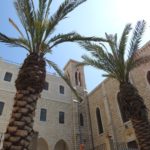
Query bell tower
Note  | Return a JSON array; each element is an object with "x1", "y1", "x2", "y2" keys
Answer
[
  {"x1": 64, "y1": 59, "x2": 93, "y2": 150},
  {"x1": 64, "y1": 59, "x2": 86, "y2": 92}
]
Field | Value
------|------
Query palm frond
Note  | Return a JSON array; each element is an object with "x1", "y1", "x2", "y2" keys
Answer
[
  {"x1": 0, "y1": 33, "x2": 30, "y2": 51},
  {"x1": 9, "y1": 18, "x2": 24, "y2": 38},
  {"x1": 44, "y1": 0, "x2": 52, "y2": 19},
  {"x1": 79, "y1": 41, "x2": 105, "y2": 58},
  {"x1": 30, "y1": 0, "x2": 36, "y2": 19},
  {"x1": 48, "y1": 32, "x2": 77, "y2": 43},
  {"x1": 16, "y1": 0, "x2": 35, "y2": 34},
  {"x1": 46, "y1": 59, "x2": 83, "y2": 102},
  {"x1": 48, "y1": 33, "x2": 107, "y2": 49},
  {"x1": 80, "y1": 39, "x2": 128, "y2": 82},
  {"x1": 125, "y1": 20, "x2": 146, "y2": 76},
  {"x1": 38, "y1": 0, "x2": 47, "y2": 21},
  {"x1": 79, "y1": 41, "x2": 116, "y2": 71},
  {"x1": 80, "y1": 20, "x2": 146, "y2": 84},
  {"x1": 14, "y1": 0, "x2": 34, "y2": 51},
  {"x1": 128, "y1": 20, "x2": 146, "y2": 59},
  {"x1": 43, "y1": 0, "x2": 86, "y2": 40},
  {"x1": 119, "y1": 24, "x2": 131, "y2": 60}
]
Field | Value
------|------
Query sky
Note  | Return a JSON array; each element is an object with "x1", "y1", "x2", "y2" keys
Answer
[{"x1": 0, "y1": 0, "x2": 150, "y2": 92}]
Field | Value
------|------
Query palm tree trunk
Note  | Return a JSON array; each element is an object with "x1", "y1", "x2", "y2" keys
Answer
[
  {"x1": 3, "y1": 53, "x2": 46, "y2": 150},
  {"x1": 131, "y1": 118, "x2": 150, "y2": 150},
  {"x1": 118, "y1": 82, "x2": 150, "y2": 150}
]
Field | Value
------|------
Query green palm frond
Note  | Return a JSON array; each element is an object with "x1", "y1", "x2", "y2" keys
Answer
[
  {"x1": 45, "y1": 0, "x2": 52, "y2": 19},
  {"x1": 46, "y1": 59, "x2": 83, "y2": 102},
  {"x1": 48, "y1": 33, "x2": 107, "y2": 49},
  {"x1": 79, "y1": 41, "x2": 107, "y2": 59},
  {"x1": 119, "y1": 24, "x2": 131, "y2": 60},
  {"x1": 9, "y1": 18, "x2": 24, "y2": 38},
  {"x1": 0, "y1": 33, "x2": 30, "y2": 51},
  {"x1": 38, "y1": 0, "x2": 47, "y2": 21},
  {"x1": 48, "y1": 32, "x2": 77, "y2": 42},
  {"x1": 81, "y1": 54, "x2": 121, "y2": 81},
  {"x1": 80, "y1": 20, "x2": 146, "y2": 83},
  {"x1": 128, "y1": 20, "x2": 146, "y2": 59},
  {"x1": 81, "y1": 55, "x2": 105, "y2": 69},
  {"x1": 1, "y1": 0, "x2": 108, "y2": 55},
  {"x1": 79, "y1": 41, "x2": 117, "y2": 73},
  {"x1": 43, "y1": 0, "x2": 86, "y2": 41},
  {"x1": 14, "y1": 0, "x2": 34, "y2": 50},
  {"x1": 105, "y1": 34, "x2": 116, "y2": 55},
  {"x1": 126, "y1": 20, "x2": 146, "y2": 75}
]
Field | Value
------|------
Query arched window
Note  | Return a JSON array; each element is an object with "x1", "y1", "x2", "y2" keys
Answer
[
  {"x1": 75, "y1": 71, "x2": 78, "y2": 85},
  {"x1": 117, "y1": 93, "x2": 129, "y2": 122},
  {"x1": 75, "y1": 69, "x2": 82, "y2": 86},
  {"x1": 79, "y1": 72, "x2": 82, "y2": 86},
  {"x1": 80, "y1": 113, "x2": 84, "y2": 126},
  {"x1": 96, "y1": 108, "x2": 103, "y2": 134},
  {"x1": 0, "y1": 102, "x2": 4, "y2": 115},
  {"x1": 147, "y1": 71, "x2": 150, "y2": 84}
]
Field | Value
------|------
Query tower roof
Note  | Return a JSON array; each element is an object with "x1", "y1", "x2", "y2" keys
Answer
[{"x1": 63, "y1": 59, "x2": 80, "y2": 70}]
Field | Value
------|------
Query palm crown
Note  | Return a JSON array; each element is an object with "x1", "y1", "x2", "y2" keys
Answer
[
  {"x1": 79, "y1": 20, "x2": 146, "y2": 83},
  {"x1": 0, "y1": 0, "x2": 106, "y2": 56}
]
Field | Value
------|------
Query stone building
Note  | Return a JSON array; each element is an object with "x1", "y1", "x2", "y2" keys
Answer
[
  {"x1": 0, "y1": 58, "x2": 92, "y2": 150},
  {"x1": 88, "y1": 41, "x2": 150, "y2": 150},
  {"x1": 0, "y1": 41, "x2": 150, "y2": 150}
]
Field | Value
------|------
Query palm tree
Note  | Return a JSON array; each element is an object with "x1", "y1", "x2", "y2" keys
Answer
[
  {"x1": 0, "y1": 0, "x2": 107, "y2": 149},
  {"x1": 79, "y1": 20, "x2": 150, "y2": 150}
]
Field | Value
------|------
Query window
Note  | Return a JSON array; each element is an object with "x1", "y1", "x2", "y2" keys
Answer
[
  {"x1": 4, "y1": 72, "x2": 12, "y2": 82},
  {"x1": 117, "y1": 93, "x2": 129, "y2": 123},
  {"x1": 147, "y1": 71, "x2": 150, "y2": 84},
  {"x1": 96, "y1": 108, "x2": 103, "y2": 134},
  {"x1": 75, "y1": 71, "x2": 78, "y2": 85},
  {"x1": 0, "y1": 102, "x2": 4, "y2": 115},
  {"x1": 80, "y1": 113, "x2": 84, "y2": 126},
  {"x1": 40, "y1": 108, "x2": 47, "y2": 121},
  {"x1": 43, "y1": 82, "x2": 49, "y2": 90},
  {"x1": 127, "y1": 140, "x2": 138, "y2": 149},
  {"x1": 59, "y1": 111, "x2": 64, "y2": 124},
  {"x1": 59, "y1": 85, "x2": 64, "y2": 94},
  {"x1": 75, "y1": 69, "x2": 82, "y2": 86}
]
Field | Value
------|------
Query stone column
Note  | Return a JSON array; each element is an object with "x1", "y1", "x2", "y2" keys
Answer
[{"x1": 102, "y1": 83, "x2": 118, "y2": 150}]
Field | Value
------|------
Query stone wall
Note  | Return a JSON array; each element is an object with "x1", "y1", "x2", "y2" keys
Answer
[
  {"x1": 88, "y1": 41, "x2": 150, "y2": 149},
  {"x1": 0, "y1": 59, "x2": 74, "y2": 150}
]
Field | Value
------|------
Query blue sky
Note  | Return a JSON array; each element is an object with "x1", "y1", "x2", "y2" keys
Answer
[{"x1": 0, "y1": 0, "x2": 150, "y2": 92}]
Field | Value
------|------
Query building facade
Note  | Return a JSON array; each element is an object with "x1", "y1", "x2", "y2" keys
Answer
[
  {"x1": 0, "y1": 42, "x2": 150, "y2": 150},
  {"x1": 88, "y1": 41, "x2": 150, "y2": 150},
  {"x1": 0, "y1": 58, "x2": 92, "y2": 150}
]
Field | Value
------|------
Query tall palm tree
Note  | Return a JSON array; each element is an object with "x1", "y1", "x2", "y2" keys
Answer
[
  {"x1": 0, "y1": 0, "x2": 107, "y2": 149},
  {"x1": 79, "y1": 20, "x2": 150, "y2": 150}
]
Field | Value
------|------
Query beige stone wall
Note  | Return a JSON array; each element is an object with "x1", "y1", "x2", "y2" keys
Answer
[
  {"x1": 88, "y1": 41, "x2": 150, "y2": 149},
  {"x1": 64, "y1": 59, "x2": 93, "y2": 150},
  {"x1": 88, "y1": 82, "x2": 110, "y2": 148},
  {"x1": 34, "y1": 98, "x2": 73, "y2": 150},
  {"x1": 0, "y1": 59, "x2": 74, "y2": 150}
]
